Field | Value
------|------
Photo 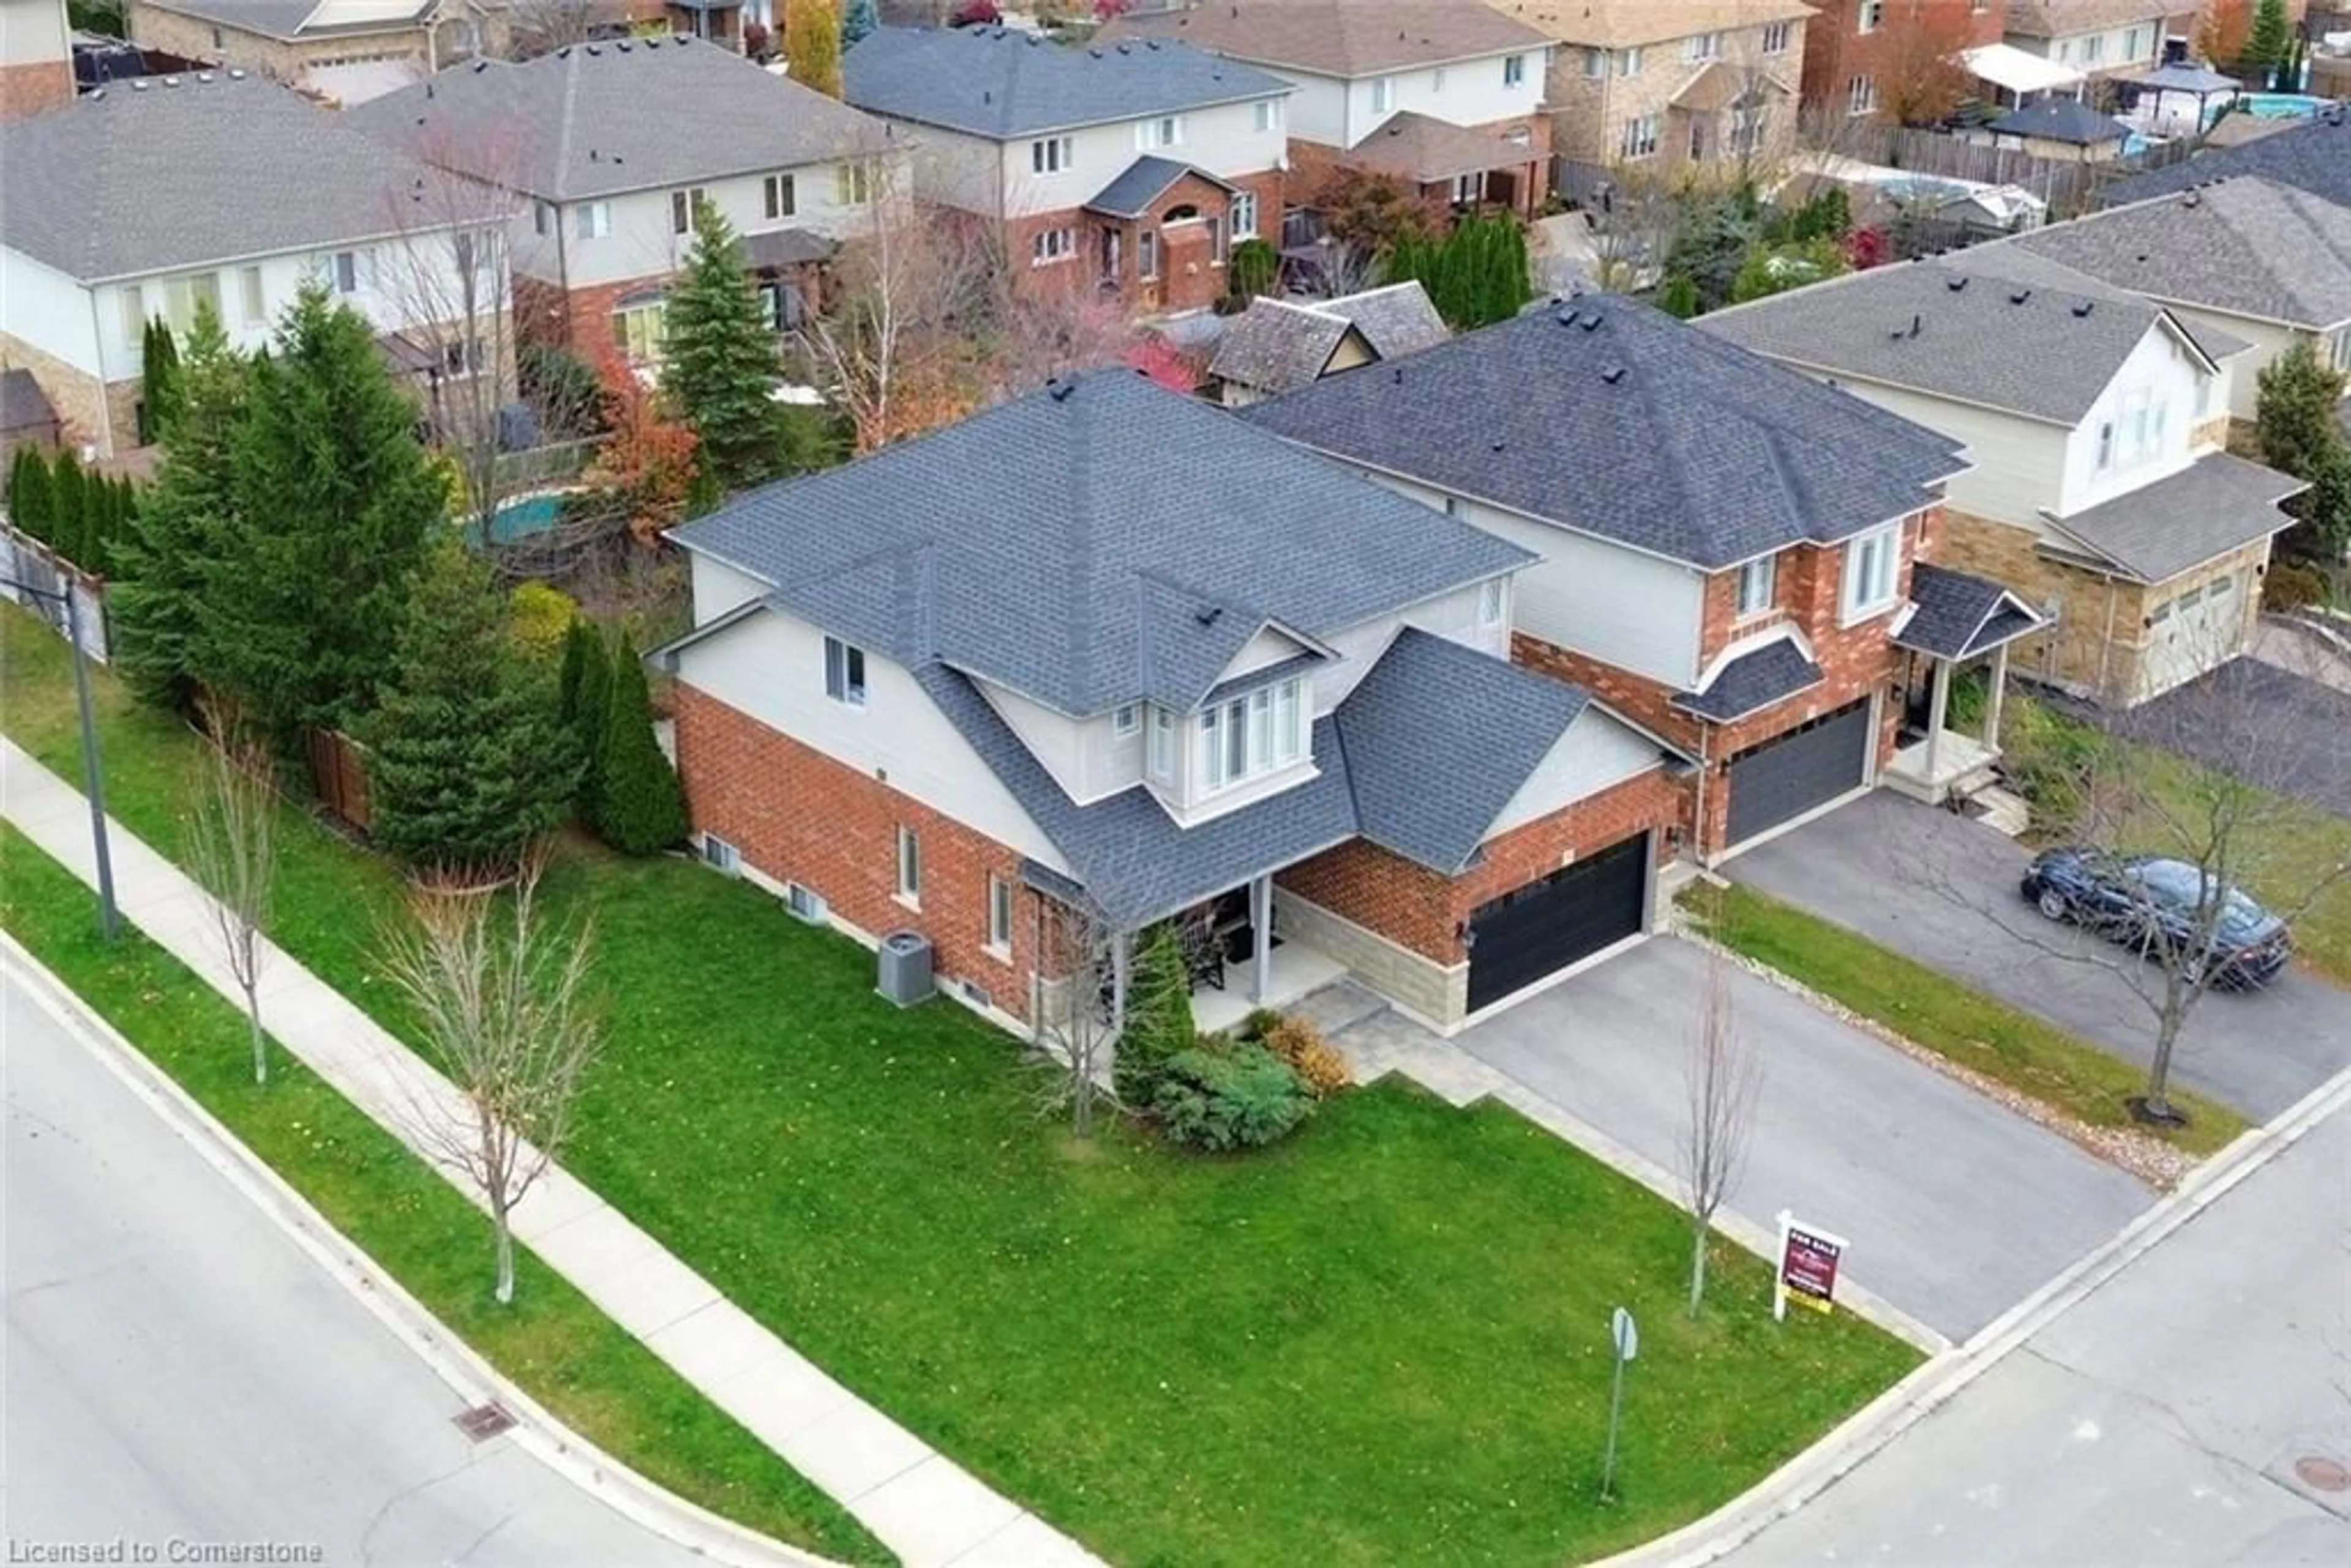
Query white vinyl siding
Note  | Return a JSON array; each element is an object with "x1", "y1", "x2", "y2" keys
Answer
[{"x1": 823, "y1": 636, "x2": 868, "y2": 707}]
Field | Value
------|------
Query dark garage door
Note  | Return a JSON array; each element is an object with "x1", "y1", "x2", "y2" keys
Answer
[
  {"x1": 1724, "y1": 699, "x2": 1872, "y2": 846},
  {"x1": 1466, "y1": 832, "x2": 1649, "y2": 1014}
]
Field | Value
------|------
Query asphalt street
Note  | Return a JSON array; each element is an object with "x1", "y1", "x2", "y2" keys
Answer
[
  {"x1": 1733, "y1": 1085, "x2": 2351, "y2": 1567},
  {"x1": 1, "y1": 968, "x2": 713, "y2": 1568}
]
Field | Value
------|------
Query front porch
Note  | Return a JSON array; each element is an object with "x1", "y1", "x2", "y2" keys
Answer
[
  {"x1": 1886, "y1": 563, "x2": 2049, "y2": 809},
  {"x1": 1148, "y1": 872, "x2": 1353, "y2": 1035}
]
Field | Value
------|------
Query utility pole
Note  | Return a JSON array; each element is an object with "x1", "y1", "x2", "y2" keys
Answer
[{"x1": 5, "y1": 571, "x2": 119, "y2": 940}]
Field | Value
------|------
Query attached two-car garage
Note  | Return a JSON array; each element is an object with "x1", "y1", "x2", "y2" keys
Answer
[
  {"x1": 1465, "y1": 831, "x2": 1652, "y2": 1014},
  {"x1": 1722, "y1": 699, "x2": 1873, "y2": 847}
]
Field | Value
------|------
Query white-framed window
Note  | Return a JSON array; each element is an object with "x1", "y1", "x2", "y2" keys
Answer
[
  {"x1": 1137, "y1": 114, "x2": 1183, "y2": 150},
  {"x1": 2121, "y1": 390, "x2": 2152, "y2": 462},
  {"x1": 1736, "y1": 554, "x2": 1777, "y2": 617},
  {"x1": 1113, "y1": 702, "x2": 1139, "y2": 737},
  {"x1": 1031, "y1": 227, "x2": 1078, "y2": 266},
  {"x1": 1618, "y1": 46, "x2": 1644, "y2": 76},
  {"x1": 986, "y1": 873, "x2": 1013, "y2": 955},
  {"x1": 576, "y1": 200, "x2": 612, "y2": 239},
  {"x1": 1762, "y1": 19, "x2": 1792, "y2": 53},
  {"x1": 785, "y1": 882, "x2": 828, "y2": 923},
  {"x1": 1620, "y1": 113, "x2": 1662, "y2": 159},
  {"x1": 1859, "y1": 0, "x2": 1884, "y2": 33},
  {"x1": 533, "y1": 199, "x2": 555, "y2": 234},
  {"x1": 1583, "y1": 46, "x2": 1606, "y2": 77},
  {"x1": 2082, "y1": 32, "x2": 2104, "y2": 64},
  {"x1": 238, "y1": 266, "x2": 265, "y2": 326},
  {"x1": 1253, "y1": 97, "x2": 1281, "y2": 132},
  {"x1": 1207, "y1": 212, "x2": 1226, "y2": 264},
  {"x1": 2094, "y1": 419, "x2": 2116, "y2": 470},
  {"x1": 612, "y1": 298, "x2": 666, "y2": 361},
  {"x1": 1478, "y1": 577, "x2": 1506, "y2": 626},
  {"x1": 1030, "y1": 135, "x2": 1074, "y2": 174},
  {"x1": 1842, "y1": 524, "x2": 1900, "y2": 618},
  {"x1": 2124, "y1": 26, "x2": 2144, "y2": 59},
  {"x1": 1138, "y1": 228, "x2": 1160, "y2": 280},
  {"x1": 1452, "y1": 171, "x2": 1482, "y2": 204},
  {"x1": 321, "y1": 249, "x2": 371, "y2": 295},
  {"x1": 836, "y1": 162, "x2": 873, "y2": 204},
  {"x1": 1682, "y1": 32, "x2": 1719, "y2": 61},
  {"x1": 441, "y1": 337, "x2": 486, "y2": 378},
  {"x1": 2330, "y1": 329, "x2": 2351, "y2": 373},
  {"x1": 1370, "y1": 76, "x2": 1393, "y2": 113},
  {"x1": 823, "y1": 635, "x2": 867, "y2": 707},
  {"x1": 1231, "y1": 190, "x2": 1258, "y2": 239},
  {"x1": 765, "y1": 173, "x2": 797, "y2": 218},
  {"x1": 1503, "y1": 53, "x2": 1526, "y2": 86},
  {"x1": 1148, "y1": 705, "x2": 1176, "y2": 781},
  {"x1": 1848, "y1": 74, "x2": 1880, "y2": 116},
  {"x1": 895, "y1": 824, "x2": 921, "y2": 905},
  {"x1": 1732, "y1": 100, "x2": 1767, "y2": 154},
  {"x1": 670, "y1": 187, "x2": 706, "y2": 235},
  {"x1": 1197, "y1": 676, "x2": 1307, "y2": 795}
]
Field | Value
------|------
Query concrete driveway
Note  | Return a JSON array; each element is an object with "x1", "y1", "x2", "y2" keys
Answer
[
  {"x1": 1450, "y1": 937, "x2": 2153, "y2": 1343},
  {"x1": 1729, "y1": 790, "x2": 2351, "y2": 1120}
]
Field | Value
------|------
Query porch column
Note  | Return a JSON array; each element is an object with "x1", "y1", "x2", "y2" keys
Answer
[
  {"x1": 1925, "y1": 658, "x2": 1951, "y2": 783},
  {"x1": 1248, "y1": 872, "x2": 1273, "y2": 1005},
  {"x1": 1984, "y1": 642, "x2": 2011, "y2": 751}
]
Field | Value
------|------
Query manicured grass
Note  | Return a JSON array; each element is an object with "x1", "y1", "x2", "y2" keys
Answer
[
  {"x1": 0, "y1": 825, "x2": 893, "y2": 1567},
  {"x1": 1685, "y1": 882, "x2": 2246, "y2": 1158},
  {"x1": 2, "y1": 609, "x2": 1920, "y2": 1565}
]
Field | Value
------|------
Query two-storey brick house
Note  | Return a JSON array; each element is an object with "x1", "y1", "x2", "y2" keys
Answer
[
  {"x1": 351, "y1": 34, "x2": 902, "y2": 366},
  {"x1": 842, "y1": 26, "x2": 1291, "y2": 317},
  {"x1": 1800, "y1": 0, "x2": 2011, "y2": 124},
  {"x1": 1243, "y1": 297, "x2": 2043, "y2": 855}
]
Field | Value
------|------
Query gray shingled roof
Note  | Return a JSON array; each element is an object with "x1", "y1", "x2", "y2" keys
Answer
[
  {"x1": 1941, "y1": 243, "x2": 2251, "y2": 361},
  {"x1": 1894, "y1": 563, "x2": 2046, "y2": 660},
  {"x1": 1208, "y1": 299, "x2": 1357, "y2": 394},
  {"x1": 1101, "y1": 0, "x2": 1552, "y2": 77},
  {"x1": 1672, "y1": 637, "x2": 1822, "y2": 722},
  {"x1": 2099, "y1": 107, "x2": 2351, "y2": 209},
  {"x1": 2049, "y1": 452, "x2": 2306, "y2": 582},
  {"x1": 347, "y1": 35, "x2": 895, "y2": 203},
  {"x1": 2015, "y1": 178, "x2": 2351, "y2": 331},
  {"x1": 842, "y1": 26, "x2": 1289, "y2": 140},
  {"x1": 1988, "y1": 97, "x2": 2128, "y2": 147},
  {"x1": 1701, "y1": 258, "x2": 2199, "y2": 426},
  {"x1": 2005, "y1": 0, "x2": 2170, "y2": 36},
  {"x1": 1084, "y1": 156, "x2": 1236, "y2": 218},
  {"x1": 140, "y1": 0, "x2": 418, "y2": 41},
  {"x1": 670, "y1": 368, "x2": 1531, "y2": 718},
  {"x1": 1247, "y1": 296, "x2": 1968, "y2": 570},
  {"x1": 1321, "y1": 281, "x2": 1449, "y2": 359},
  {"x1": 0, "y1": 73, "x2": 446, "y2": 281},
  {"x1": 1337, "y1": 628, "x2": 1592, "y2": 874}
]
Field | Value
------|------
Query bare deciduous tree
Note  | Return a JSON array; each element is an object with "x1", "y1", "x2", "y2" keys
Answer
[
  {"x1": 187, "y1": 711, "x2": 277, "y2": 1086},
  {"x1": 383, "y1": 855, "x2": 602, "y2": 1305},
  {"x1": 1680, "y1": 944, "x2": 1762, "y2": 1315},
  {"x1": 504, "y1": 0, "x2": 609, "y2": 58},
  {"x1": 1034, "y1": 895, "x2": 1117, "y2": 1139}
]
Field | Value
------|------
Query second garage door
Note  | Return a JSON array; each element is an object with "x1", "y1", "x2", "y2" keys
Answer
[
  {"x1": 1724, "y1": 699, "x2": 1873, "y2": 846},
  {"x1": 1466, "y1": 831, "x2": 1650, "y2": 1014}
]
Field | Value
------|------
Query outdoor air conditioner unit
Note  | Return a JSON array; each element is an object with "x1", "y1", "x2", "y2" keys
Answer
[{"x1": 877, "y1": 929, "x2": 935, "y2": 1007}]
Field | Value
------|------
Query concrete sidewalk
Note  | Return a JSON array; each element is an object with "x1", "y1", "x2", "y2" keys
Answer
[{"x1": 1, "y1": 738, "x2": 1096, "y2": 1568}]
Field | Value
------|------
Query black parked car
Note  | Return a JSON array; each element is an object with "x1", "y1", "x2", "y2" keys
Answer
[{"x1": 2020, "y1": 847, "x2": 2291, "y2": 989}]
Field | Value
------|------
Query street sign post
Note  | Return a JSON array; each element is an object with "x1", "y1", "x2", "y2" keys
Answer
[
  {"x1": 1774, "y1": 1209, "x2": 1850, "y2": 1321},
  {"x1": 1600, "y1": 1306, "x2": 1638, "y2": 1501}
]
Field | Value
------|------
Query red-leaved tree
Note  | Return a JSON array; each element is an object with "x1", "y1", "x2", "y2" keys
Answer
[{"x1": 585, "y1": 350, "x2": 699, "y2": 546}]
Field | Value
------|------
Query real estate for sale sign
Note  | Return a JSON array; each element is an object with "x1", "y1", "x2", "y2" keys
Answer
[{"x1": 1774, "y1": 1210, "x2": 1848, "y2": 1319}]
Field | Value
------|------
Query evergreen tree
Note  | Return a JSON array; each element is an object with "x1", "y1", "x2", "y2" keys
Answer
[
  {"x1": 570, "y1": 624, "x2": 613, "y2": 821},
  {"x1": 1382, "y1": 214, "x2": 1531, "y2": 330},
  {"x1": 786, "y1": 0, "x2": 842, "y2": 98},
  {"x1": 111, "y1": 301, "x2": 249, "y2": 712},
  {"x1": 197, "y1": 284, "x2": 446, "y2": 746},
  {"x1": 2257, "y1": 340, "x2": 2351, "y2": 561},
  {"x1": 7, "y1": 445, "x2": 52, "y2": 544},
  {"x1": 142, "y1": 317, "x2": 183, "y2": 443},
  {"x1": 840, "y1": 0, "x2": 877, "y2": 49},
  {"x1": 591, "y1": 632, "x2": 688, "y2": 855},
  {"x1": 2245, "y1": 0, "x2": 2290, "y2": 73},
  {"x1": 48, "y1": 449, "x2": 86, "y2": 565},
  {"x1": 557, "y1": 616, "x2": 593, "y2": 733},
  {"x1": 664, "y1": 198, "x2": 789, "y2": 494},
  {"x1": 1113, "y1": 921, "x2": 1195, "y2": 1106},
  {"x1": 361, "y1": 541, "x2": 580, "y2": 871}
]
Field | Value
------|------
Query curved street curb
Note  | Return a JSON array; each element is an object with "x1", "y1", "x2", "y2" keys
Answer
[{"x1": 4, "y1": 937, "x2": 850, "y2": 1568}]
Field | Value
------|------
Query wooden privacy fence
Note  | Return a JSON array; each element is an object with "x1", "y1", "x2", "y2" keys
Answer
[
  {"x1": 1840, "y1": 123, "x2": 2197, "y2": 215},
  {"x1": 304, "y1": 727, "x2": 373, "y2": 834}
]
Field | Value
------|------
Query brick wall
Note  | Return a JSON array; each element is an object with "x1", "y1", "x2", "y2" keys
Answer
[
  {"x1": 0, "y1": 334, "x2": 137, "y2": 456},
  {"x1": 673, "y1": 683, "x2": 1039, "y2": 1022},
  {"x1": 0, "y1": 60, "x2": 73, "y2": 120},
  {"x1": 1545, "y1": 19, "x2": 1809, "y2": 175},
  {"x1": 1800, "y1": 0, "x2": 2008, "y2": 121},
  {"x1": 1006, "y1": 166, "x2": 1283, "y2": 317}
]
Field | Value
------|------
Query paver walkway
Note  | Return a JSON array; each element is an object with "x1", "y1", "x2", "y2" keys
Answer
[{"x1": 1, "y1": 739, "x2": 1097, "y2": 1568}]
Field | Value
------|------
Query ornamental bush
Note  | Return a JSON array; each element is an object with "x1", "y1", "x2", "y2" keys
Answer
[
  {"x1": 1262, "y1": 1015, "x2": 1351, "y2": 1098},
  {"x1": 1152, "y1": 1041, "x2": 1314, "y2": 1152}
]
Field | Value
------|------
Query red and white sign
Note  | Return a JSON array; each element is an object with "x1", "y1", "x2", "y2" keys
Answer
[{"x1": 1774, "y1": 1210, "x2": 1848, "y2": 1319}]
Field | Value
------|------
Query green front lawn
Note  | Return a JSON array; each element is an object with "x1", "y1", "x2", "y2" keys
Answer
[
  {"x1": 1685, "y1": 883, "x2": 2246, "y2": 1159},
  {"x1": 2, "y1": 607, "x2": 1919, "y2": 1565}
]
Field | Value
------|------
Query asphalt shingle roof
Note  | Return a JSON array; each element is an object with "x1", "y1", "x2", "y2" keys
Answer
[
  {"x1": 1895, "y1": 563, "x2": 2046, "y2": 659},
  {"x1": 2014, "y1": 178, "x2": 2351, "y2": 331},
  {"x1": 670, "y1": 367, "x2": 1531, "y2": 718},
  {"x1": 1988, "y1": 97, "x2": 2129, "y2": 146},
  {"x1": 1208, "y1": 299, "x2": 1356, "y2": 394},
  {"x1": 1701, "y1": 257, "x2": 2198, "y2": 426},
  {"x1": 1247, "y1": 296, "x2": 1967, "y2": 570},
  {"x1": 1515, "y1": 0, "x2": 1815, "y2": 51},
  {"x1": 2004, "y1": 0, "x2": 2170, "y2": 36},
  {"x1": 1323, "y1": 281, "x2": 1449, "y2": 358},
  {"x1": 347, "y1": 35, "x2": 895, "y2": 203},
  {"x1": 1339, "y1": 110, "x2": 1544, "y2": 183},
  {"x1": 842, "y1": 26, "x2": 1289, "y2": 140},
  {"x1": 2050, "y1": 451, "x2": 2306, "y2": 582},
  {"x1": 2099, "y1": 107, "x2": 2351, "y2": 209},
  {"x1": 1101, "y1": 0, "x2": 1551, "y2": 77},
  {"x1": 1672, "y1": 638, "x2": 1822, "y2": 722},
  {"x1": 0, "y1": 73, "x2": 444, "y2": 280},
  {"x1": 1084, "y1": 155, "x2": 1235, "y2": 218}
]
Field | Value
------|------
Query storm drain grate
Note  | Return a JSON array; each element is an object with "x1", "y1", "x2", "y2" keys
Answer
[
  {"x1": 2294, "y1": 1456, "x2": 2349, "y2": 1493},
  {"x1": 453, "y1": 1403, "x2": 517, "y2": 1442}
]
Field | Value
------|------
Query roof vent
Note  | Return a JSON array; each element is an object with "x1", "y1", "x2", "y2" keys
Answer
[
  {"x1": 1146, "y1": 39, "x2": 1160, "y2": 48},
  {"x1": 2182, "y1": 190, "x2": 2200, "y2": 209},
  {"x1": 162, "y1": 74, "x2": 179, "y2": 86},
  {"x1": 1048, "y1": 378, "x2": 1074, "y2": 402},
  {"x1": 2009, "y1": 288, "x2": 2031, "y2": 305},
  {"x1": 557, "y1": 45, "x2": 571, "y2": 56},
  {"x1": 129, "y1": 78, "x2": 146, "y2": 90},
  {"x1": 196, "y1": 70, "x2": 213, "y2": 81},
  {"x1": 585, "y1": 43, "x2": 601, "y2": 54},
  {"x1": 1600, "y1": 366, "x2": 1626, "y2": 384},
  {"x1": 1491, "y1": 438, "x2": 1507, "y2": 450},
  {"x1": 1556, "y1": 307, "x2": 1578, "y2": 326},
  {"x1": 471, "y1": 57, "x2": 487, "y2": 70},
  {"x1": 983, "y1": 88, "x2": 991, "y2": 101},
  {"x1": 589, "y1": 148, "x2": 599, "y2": 160},
  {"x1": 1945, "y1": 274, "x2": 1967, "y2": 291},
  {"x1": 424, "y1": 81, "x2": 435, "y2": 97},
  {"x1": 1909, "y1": 313, "x2": 1922, "y2": 338},
  {"x1": 1581, "y1": 312, "x2": 1602, "y2": 332},
  {"x1": 227, "y1": 67, "x2": 245, "y2": 78},
  {"x1": 1116, "y1": 42, "x2": 1130, "y2": 53},
  {"x1": 644, "y1": 35, "x2": 660, "y2": 46},
  {"x1": 1393, "y1": 366, "x2": 1404, "y2": 382},
  {"x1": 2072, "y1": 301, "x2": 2093, "y2": 318},
  {"x1": 1195, "y1": 605, "x2": 1223, "y2": 627},
  {"x1": 1089, "y1": 46, "x2": 1103, "y2": 56},
  {"x1": 616, "y1": 38, "x2": 631, "y2": 51}
]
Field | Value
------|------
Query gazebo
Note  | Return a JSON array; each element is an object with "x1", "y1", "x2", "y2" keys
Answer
[{"x1": 2126, "y1": 63, "x2": 2242, "y2": 137}]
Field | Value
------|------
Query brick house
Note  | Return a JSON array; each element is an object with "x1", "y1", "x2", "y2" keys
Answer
[
  {"x1": 1103, "y1": 0, "x2": 1556, "y2": 222},
  {"x1": 842, "y1": 26, "x2": 1290, "y2": 318},
  {"x1": 126, "y1": 0, "x2": 508, "y2": 100},
  {"x1": 1243, "y1": 296, "x2": 2046, "y2": 854},
  {"x1": 1703, "y1": 246, "x2": 2304, "y2": 711},
  {"x1": 1, "y1": 0, "x2": 74, "y2": 121},
  {"x1": 350, "y1": 34, "x2": 901, "y2": 367},
  {"x1": 1800, "y1": 0, "x2": 2010, "y2": 124},
  {"x1": 1517, "y1": 0, "x2": 1814, "y2": 202},
  {"x1": 657, "y1": 369, "x2": 1692, "y2": 1037},
  {"x1": 0, "y1": 73, "x2": 509, "y2": 458}
]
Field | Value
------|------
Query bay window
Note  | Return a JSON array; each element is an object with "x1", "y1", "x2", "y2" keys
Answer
[
  {"x1": 1197, "y1": 677, "x2": 1306, "y2": 795},
  {"x1": 1842, "y1": 524, "x2": 1900, "y2": 620}
]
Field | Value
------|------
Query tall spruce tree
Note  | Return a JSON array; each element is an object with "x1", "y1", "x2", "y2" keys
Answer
[
  {"x1": 2256, "y1": 340, "x2": 2351, "y2": 561},
  {"x1": 663, "y1": 198, "x2": 788, "y2": 494},
  {"x1": 7, "y1": 445, "x2": 52, "y2": 544},
  {"x1": 2246, "y1": 0, "x2": 2290, "y2": 72},
  {"x1": 591, "y1": 632, "x2": 688, "y2": 855},
  {"x1": 142, "y1": 318, "x2": 183, "y2": 443},
  {"x1": 111, "y1": 301, "x2": 249, "y2": 712},
  {"x1": 48, "y1": 449, "x2": 86, "y2": 563},
  {"x1": 568, "y1": 623, "x2": 612, "y2": 822},
  {"x1": 196, "y1": 284, "x2": 445, "y2": 746},
  {"x1": 361, "y1": 541, "x2": 580, "y2": 871}
]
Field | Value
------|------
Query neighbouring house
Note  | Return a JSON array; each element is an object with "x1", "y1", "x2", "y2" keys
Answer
[
  {"x1": 2011, "y1": 177, "x2": 2351, "y2": 421},
  {"x1": 2098, "y1": 101, "x2": 2351, "y2": 207},
  {"x1": 1517, "y1": 0, "x2": 1813, "y2": 203},
  {"x1": 1799, "y1": 0, "x2": 2009, "y2": 125},
  {"x1": 1702, "y1": 247, "x2": 2306, "y2": 709},
  {"x1": 1205, "y1": 278, "x2": 1447, "y2": 404},
  {"x1": 351, "y1": 34, "x2": 900, "y2": 366},
  {"x1": 125, "y1": 0, "x2": 507, "y2": 102},
  {"x1": 0, "y1": 366, "x2": 61, "y2": 465},
  {"x1": 1964, "y1": 92, "x2": 2132, "y2": 158},
  {"x1": 1, "y1": 0, "x2": 74, "y2": 119},
  {"x1": 841, "y1": 26, "x2": 1289, "y2": 317},
  {"x1": 1102, "y1": 0, "x2": 1556, "y2": 223},
  {"x1": 1243, "y1": 296, "x2": 2022, "y2": 850},
  {"x1": 2003, "y1": 0, "x2": 2171, "y2": 80},
  {"x1": 0, "y1": 72, "x2": 511, "y2": 457},
  {"x1": 657, "y1": 367, "x2": 1692, "y2": 1036}
]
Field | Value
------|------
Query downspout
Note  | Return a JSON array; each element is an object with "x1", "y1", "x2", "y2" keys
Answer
[
  {"x1": 552, "y1": 200, "x2": 575, "y2": 355},
  {"x1": 1692, "y1": 722, "x2": 1715, "y2": 867},
  {"x1": 2098, "y1": 572, "x2": 2121, "y2": 700},
  {"x1": 85, "y1": 290, "x2": 117, "y2": 456}
]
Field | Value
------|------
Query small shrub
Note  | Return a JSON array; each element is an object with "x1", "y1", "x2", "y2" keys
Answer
[
  {"x1": 509, "y1": 581, "x2": 577, "y2": 661},
  {"x1": 1239, "y1": 1006, "x2": 1284, "y2": 1041},
  {"x1": 1152, "y1": 1042, "x2": 1314, "y2": 1152},
  {"x1": 2265, "y1": 560, "x2": 2327, "y2": 613},
  {"x1": 1263, "y1": 1016, "x2": 1351, "y2": 1098}
]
